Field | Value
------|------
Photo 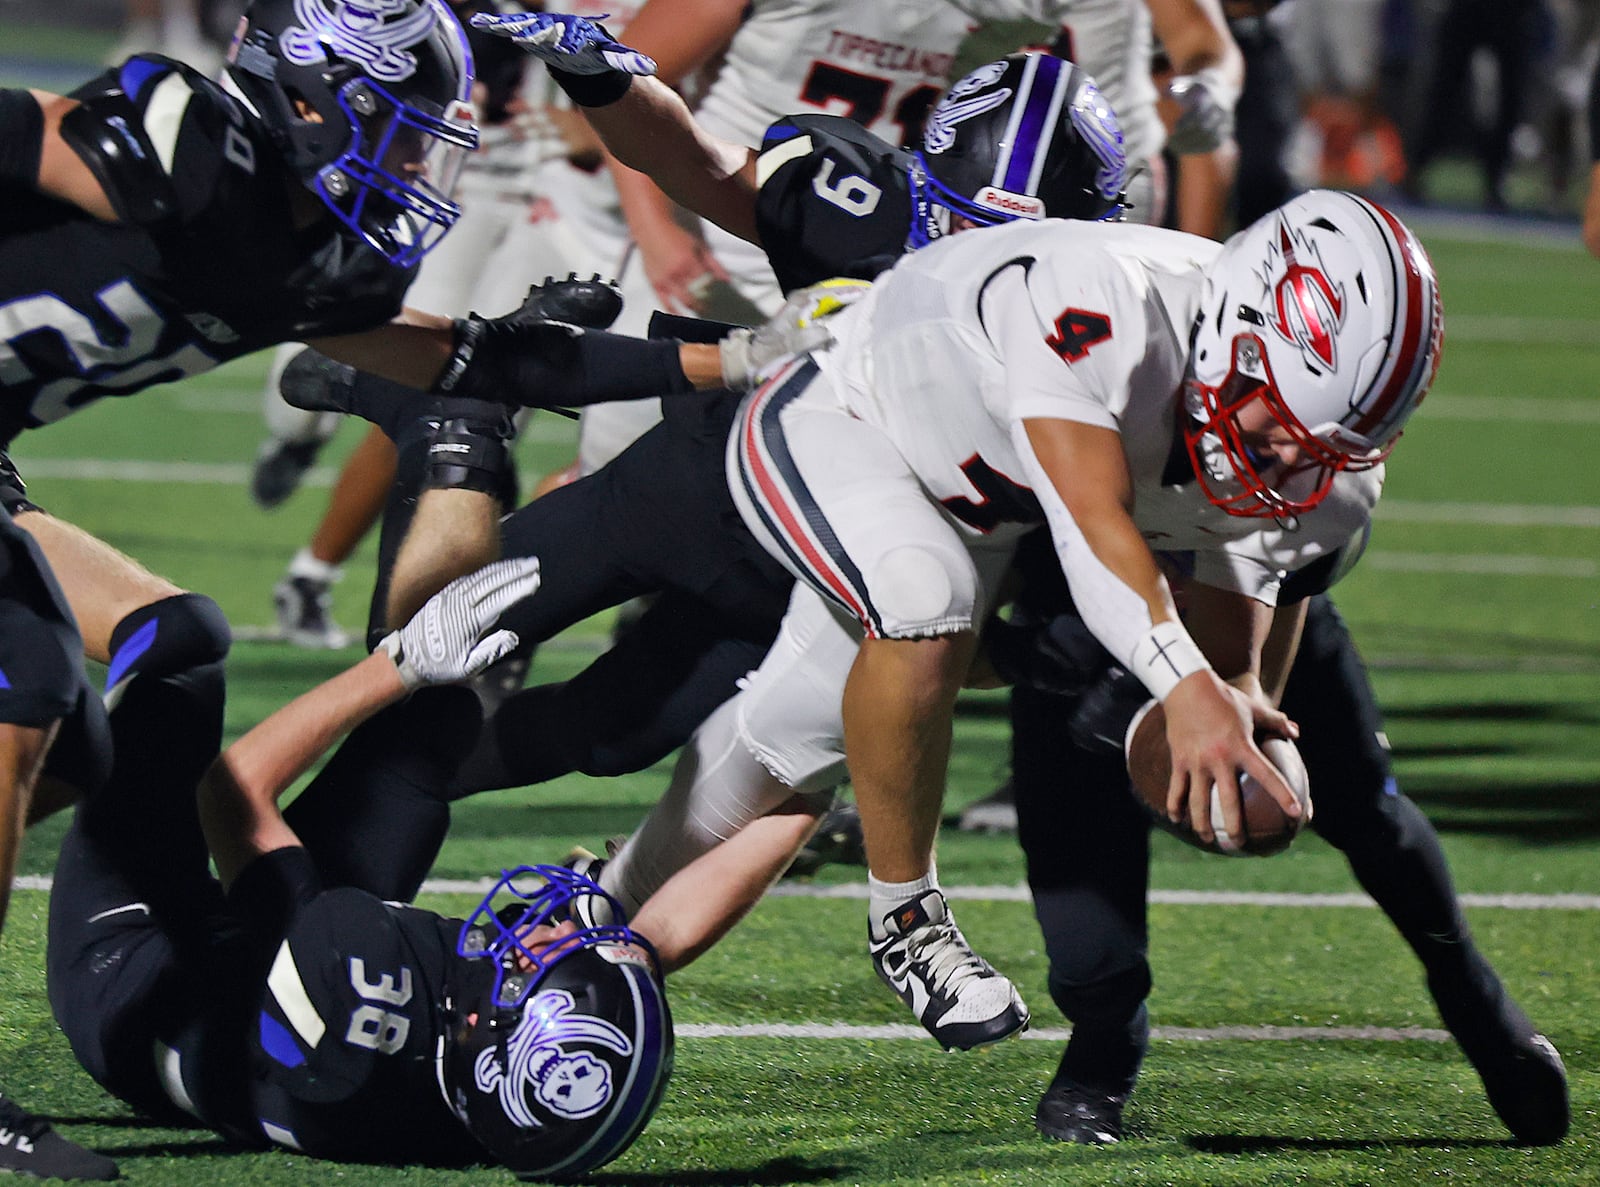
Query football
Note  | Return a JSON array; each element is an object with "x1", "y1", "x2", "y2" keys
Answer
[{"x1": 1124, "y1": 701, "x2": 1312, "y2": 856}]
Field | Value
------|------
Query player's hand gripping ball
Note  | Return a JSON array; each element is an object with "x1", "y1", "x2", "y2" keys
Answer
[{"x1": 1124, "y1": 700, "x2": 1311, "y2": 856}]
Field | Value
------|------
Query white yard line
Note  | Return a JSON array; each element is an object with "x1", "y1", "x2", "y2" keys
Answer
[
  {"x1": 677, "y1": 1022, "x2": 1453, "y2": 1043},
  {"x1": 15, "y1": 875, "x2": 1596, "y2": 909}
]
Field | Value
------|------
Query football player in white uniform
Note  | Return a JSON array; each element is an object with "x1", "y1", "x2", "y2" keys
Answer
[
  {"x1": 572, "y1": 0, "x2": 1242, "y2": 475},
  {"x1": 600, "y1": 191, "x2": 1440, "y2": 1055}
]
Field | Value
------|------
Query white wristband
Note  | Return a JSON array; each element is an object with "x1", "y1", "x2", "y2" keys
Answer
[{"x1": 1129, "y1": 621, "x2": 1212, "y2": 701}]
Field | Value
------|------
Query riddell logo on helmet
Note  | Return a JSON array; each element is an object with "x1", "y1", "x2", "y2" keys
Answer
[{"x1": 973, "y1": 187, "x2": 1044, "y2": 219}]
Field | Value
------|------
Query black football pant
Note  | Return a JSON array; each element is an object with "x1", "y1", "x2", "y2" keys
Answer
[
  {"x1": 288, "y1": 395, "x2": 794, "y2": 899},
  {"x1": 1014, "y1": 596, "x2": 1479, "y2": 1098}
]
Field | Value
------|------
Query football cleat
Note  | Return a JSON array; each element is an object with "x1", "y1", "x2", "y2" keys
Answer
[
  {"x1": 1429, "y1": 961, "x2": 1569, "y2": 1145},
  {"x1": 273, "y1": 574, "x2": 350, "y2": 650},
  {"x1": 1035, "y1": 1078, "x2": 1126, "y2": 1144},
  {"x1": 0, "y1": 1092, "x2": 118, "y2": 1181},
  {"x1": 784, "y1": 798, "x2": 866, "y2": 878},
  {"x1": 560, "y1": 848, "x2": 617, "y2": 929},
  {"x1": 507, "y1": 273, "x2": 625, "y2": 331},
  {"x1": 276, "y1": 347, "x2": 360, "y2": 417},
  {"x1": 250, "y1": 437, "x2": 324, "y2": 508},
  {"x1": 869, "y1": 889, "x2": 1029, "y2": 1051},
  {"x1": 955, "y1": 778, "x2": 1018, "y2": 834}
]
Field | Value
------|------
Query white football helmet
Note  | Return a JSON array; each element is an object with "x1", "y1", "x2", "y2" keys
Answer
[{"x1": 1183, "y1": 190, "x2": 1443, "y2": 518}]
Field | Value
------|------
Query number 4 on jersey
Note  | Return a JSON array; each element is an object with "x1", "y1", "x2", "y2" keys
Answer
[{"x1": 1047, "y1": 308, "x2": 1112, "y2": 362}]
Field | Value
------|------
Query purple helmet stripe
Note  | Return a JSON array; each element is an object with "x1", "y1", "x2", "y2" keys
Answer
[{"x1": 999, "y1": 53, "x2": 1064, "y2": 195}]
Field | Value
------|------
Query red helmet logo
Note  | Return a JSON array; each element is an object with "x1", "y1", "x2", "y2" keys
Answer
[{"x1": 1267, "y1": 220, "x2": 1345, "y2": 372}]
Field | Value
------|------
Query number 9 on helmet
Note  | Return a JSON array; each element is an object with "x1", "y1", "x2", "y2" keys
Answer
[{"x1": 438, "y1": 865, "x2": 674, "y2": 1178}]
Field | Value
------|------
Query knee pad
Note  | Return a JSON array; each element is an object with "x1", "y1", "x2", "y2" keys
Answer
[
  {"x1": 869, "y1": 541, "x2": 977, "y2": 637},
  {"x1": 105, "y1": 593, "x2": 231, "y2": 700}
]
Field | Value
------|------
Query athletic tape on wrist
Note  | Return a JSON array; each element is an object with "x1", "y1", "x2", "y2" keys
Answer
[{"x1": 1129, "y1": 620, "x2": 1211, "y2": 701}]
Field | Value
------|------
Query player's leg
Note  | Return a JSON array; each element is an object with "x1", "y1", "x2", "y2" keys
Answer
[
  {"x1": 274, "y1": 423, "x2": 397, "y2": 649},
  {"x1": 47, "y1": 657, "x2": 230, "y2": 1144},
  {"x1": 283, "y1": 684, "x2": 484, "y2": 901},
  {"x1": 729, "y1": 368, "x2": 1027, "y2": 1048},
  {"x1": 251, "y1": 342, "x2": 343, "y2": 509},
  {"x1": 1013, "y1": 681, "x2": 1153, "y2": 1144},
  {"x1": 1292, "y1": 596, "x2": 1569, "y2": 1145},
  {"x1": 0, "y1": 505, "x2": 120, "y2": 1180},
  {"x1": 450, "y1": 589, "x2": 777, "y2": 792}
]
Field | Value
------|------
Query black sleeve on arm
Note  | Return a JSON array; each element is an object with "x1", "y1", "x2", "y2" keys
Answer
[
  {"x1": 435, "y1": 319, "x2": 695, "y2": 408},
  {"x1": 0, "y1": 89, "x2": 45, "y2": 187},
  {"x1": 548, "y1": 65, "x2": 633, "y2": 108},
  {"x1": 226, "y1": 845, "x2": 322, "y2": 940}
]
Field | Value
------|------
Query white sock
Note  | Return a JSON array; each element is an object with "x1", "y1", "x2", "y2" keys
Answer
[
  {"x1": 287, "y1": 547, "x2": 342, "y2": 585},
  {"x1": 869, "y1": 869, "x2": 940, "y2": 940}
]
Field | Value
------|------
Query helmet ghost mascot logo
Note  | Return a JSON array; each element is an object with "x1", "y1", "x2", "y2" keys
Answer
[
  {"x1": 1266, "y1": 218, "x2": 1345, "y2": 372},
  {"x1": 279, "y1": 0, "x2": 439, "y2": 82},
  {"x1": 473, "y1": 990, "x2": 634, "y2": 1127},
  {"x1": 922, "y1": 62, "x2": 1010, "y2": 155}
]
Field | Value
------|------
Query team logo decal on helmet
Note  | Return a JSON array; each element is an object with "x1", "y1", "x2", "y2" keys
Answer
[
  {"x1": 473, "y1": 989, "x2": 633, "y2": 1124},
  {"x1": 1069, "y1": 79, "x2": 1128, "y2": 210},
  {"x1": 279, "y1": 0, "x2": 439, "y2": 81},
  {"x1": 1266, "y1": 220, "x2": 1346, "y2": 372},
  {"x1": 922, "y1": 62, "x2": 1010, "y2": 155},
  {"x1": 908, "y1": 52, "x2": 1126, "y2": 248},
  {"x1": 1183, "y1": 190, "x2": 1443, "y2": 519},
  {"x1": 224, "y1": 0, "x2": 478, "y2": 266},
  {"x1": 439, "y1": 865, "x2": 674, "y2": 1177}
]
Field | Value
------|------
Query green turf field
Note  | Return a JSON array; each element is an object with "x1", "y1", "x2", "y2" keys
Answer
[{"x1": 0, "y1": 219, "x2": 1596, "y2": 1184}]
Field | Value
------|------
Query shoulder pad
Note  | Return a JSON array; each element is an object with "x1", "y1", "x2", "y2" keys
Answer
[
  {"x1": 757, "y1": 112, "x2": 904, "y2": 181},
  {"x1": 61, "y1": 56, "x2": 231, "y2": 225}
]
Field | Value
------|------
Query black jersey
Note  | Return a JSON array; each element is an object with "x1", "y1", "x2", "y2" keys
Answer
[
  {"x1": 0, "y1": 58, "x2": 414, "y2": 444},
  {"x1": 753, "y1": 113, "x2": 915, "y2": 293},
  {"x1": 181, "y1": 850, "x2": 483, "y2": 1165}
]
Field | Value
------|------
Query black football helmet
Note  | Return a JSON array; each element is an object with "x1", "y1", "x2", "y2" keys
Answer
[
  {"x1": 224, "y1": 0, "x2": 479, "y2": 266},
  {"x1": 909, "y1": 52, "x2": 1127, "y2": 247},
  {"x1": 438, "y1": 865, "x2": 674, "y2": 1179}
]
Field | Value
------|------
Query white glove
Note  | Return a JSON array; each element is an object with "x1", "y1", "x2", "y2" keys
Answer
[
  {"x1": 468, "y1": 11, "x2": 657, "y2": 77},
  {"x1": 1164, "y1": 66, "x2": 1238, "y2": 155},
  {"x1": 719, "y1": 278, "x2": 872, "y2": 390},
  {"x1": 378, "y1": 557, "x2": 541, "y2": 690}
]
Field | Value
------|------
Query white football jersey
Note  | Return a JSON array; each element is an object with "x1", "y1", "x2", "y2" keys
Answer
[
  {"x1": 692, "y1": 0, "x2": 978, "y2": 150},
  {"x1": 823, "y1": 218, "x2": 1381, "y2": 603}
]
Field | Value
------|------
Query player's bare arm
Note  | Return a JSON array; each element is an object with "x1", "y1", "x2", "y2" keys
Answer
[
  {"x1": 1022, "y1": 416, "x2": 1298, "y2": 844},
  {"x1": 198, "y1": 652, "x2": 408, "y2": 889},
  {"x1": 569, "y1": 76, "x2": 760, "y2": 244},
  {"x1": 199, "y1": 557, "x2": 541, "y2": 887}
]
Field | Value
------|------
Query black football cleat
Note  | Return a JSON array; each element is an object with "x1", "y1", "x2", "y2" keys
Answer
[
  {"x1": 783, "y1": 798, "x2": 866, "y2": 877},
  {"x1": 0, "y1": 1092, "x2": 119, "y2": 1181},
  {"x1": 1035, "y1": 1078, "x2": 1126, "y2": 1145},
  {"x1": 1429, "y1": 961, "x2": 1569, "y2": 1145},
  {"x1": 507, "y1": 273, "x2": 624, "y2": 331},
  {"x1": 250, "y1": 436, "x2": 325, "y2": 508},
  {"x1": 276, "y1": 346, "x2": 359, "y2": 417}
]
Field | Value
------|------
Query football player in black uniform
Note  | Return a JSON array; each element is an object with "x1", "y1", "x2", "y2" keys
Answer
[
  {"x1": 269, "y1": 31, "x2": 1129, "y2": 956},
  {"x1": 0, "y1": 1, "x2": 732, "y2": 1172},
  {"x1": 46, "y1": 549, "x2": 674, "y2": 1177}
]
